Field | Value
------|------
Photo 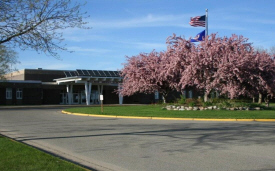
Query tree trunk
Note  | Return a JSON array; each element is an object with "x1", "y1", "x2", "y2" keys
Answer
[
  {"x1": 264, "y1": 95, "x2": 270, "y2": 107},
  {"x1": 216, "y1": 91, "x2": 219, "y2": 98},
  {"x1": 252, "y1": 97, "x2": 255, "y2": 103},
  {"x1": 204, "y1": 92, "x2": 208, "y2": 102},
  {"x1": 162, "y1": 95, "x2": 166, "y2": 104},
  {"x1": 266, "y1": 101, "x2": 270, "y2": 107},
  {"x1": 258, "y1": 93, "x2": 262, "y2": 104},
  {"x1": 162, "y1": 92, "x2": 168, "y2": 104}
]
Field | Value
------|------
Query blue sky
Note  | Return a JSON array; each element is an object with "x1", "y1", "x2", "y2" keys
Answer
[{"x1": 15, "y1": 0, "x2": 275, "y2": 71}]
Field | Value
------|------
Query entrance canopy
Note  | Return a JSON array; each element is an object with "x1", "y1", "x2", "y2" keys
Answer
[
  {"x1": 54, "y1": 69, "x2": 123, "y2": 105},
  {"x1": 54, "y1": 69, "x2": 122, "y2": 85}
]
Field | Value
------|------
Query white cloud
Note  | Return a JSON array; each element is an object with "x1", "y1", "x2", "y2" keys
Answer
[
  {"x1": 67, "y1": 46, "x2": 111, "y2": 53},
  {"x1": 87, "y1": 14, "x2": 191, "y2": 29}
]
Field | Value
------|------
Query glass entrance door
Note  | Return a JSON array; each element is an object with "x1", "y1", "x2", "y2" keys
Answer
[
  {"x1": 60, "y1": 93, "x2": 67, "y2": 104},
  {"x1": 81, "y1": 91, "x2": 86, "y2": 104},
  {"x1": 72, "y1": 93, "x2": 80, "y2": 104},
  {"x1": 91, "y1": 90, "x2": 99, "y2": 104},
  {"x1": 79, "y1": 90, "x2": 99, "y2": 104}
]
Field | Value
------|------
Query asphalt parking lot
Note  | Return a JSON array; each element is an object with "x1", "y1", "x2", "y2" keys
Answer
[{"x1": 0, "y1": 106, "x2": 275, "y2": 171}]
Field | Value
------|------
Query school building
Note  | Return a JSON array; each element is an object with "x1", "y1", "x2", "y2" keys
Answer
[{"x1": 0, "y1": 68, "x2": 161, "y2": 105}]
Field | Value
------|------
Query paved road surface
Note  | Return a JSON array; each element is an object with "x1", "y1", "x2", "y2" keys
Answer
[{"x1": 0, "y1": 107, "x2": 275, "y2": 171}]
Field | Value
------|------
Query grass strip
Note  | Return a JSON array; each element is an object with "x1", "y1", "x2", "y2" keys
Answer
[
  {"x1": 65, "y1": 105, "x2": 275, "y2": 119},
  {"x1": 0, "y1": 135, "x2": 87, "y2": 171}
]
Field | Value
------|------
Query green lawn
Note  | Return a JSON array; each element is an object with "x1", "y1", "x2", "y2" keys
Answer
[
  {"x1": 0, "y1": 135, "x2": 87, "y2": 171},
  {"x1": 64, "y1": 105, "x2": 275, "y2": 119}
]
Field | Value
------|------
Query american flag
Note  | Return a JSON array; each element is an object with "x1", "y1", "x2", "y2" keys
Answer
[{"x1": 189, "y1": 15, "x2": 205, "y2": 27}]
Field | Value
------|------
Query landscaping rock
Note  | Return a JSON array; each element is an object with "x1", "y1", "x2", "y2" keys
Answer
[
  {"x1": 193, "y1": 107, "x2": 199, "y2": 110},
  {"x1": 163, "y1": 104, "x2": 260, "y2": 111},
  {"x1": 207, "y1": 106, "x2": 213, "y2": 110},
  {"x1": 166, "y1": 105, "x2": 172, "y2": 109},
  {"x1": 199, "y1": 107, "x2": 205, "y2": 110}
]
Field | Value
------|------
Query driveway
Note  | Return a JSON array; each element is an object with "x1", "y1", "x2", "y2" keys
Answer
[{"x1": 0, "y1": 106, "x2": 275, "y2": 171}]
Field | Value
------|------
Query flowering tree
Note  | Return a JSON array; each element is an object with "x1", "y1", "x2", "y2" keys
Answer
[
  {"x1": 165, "y1": 33, "x2": 227, "y2": 101},
  {"x1": 163, "y1": 34, "x2": 194, "y2": 91},
  {"x1": 164, "y1": 33, "x2": 275, "y2": 101},
  {"x1": 120, "y1": 33, "x2": 275, "y2": 104},
  {"x1": 250, "y1": 51, "x2": 275, "y2": 106},
  {"x1": 119, "y1": 51, "x2": 173, "y2": 103},
  {"x1": 207, "y1": 34, "x2": 255, "y2": 99}
]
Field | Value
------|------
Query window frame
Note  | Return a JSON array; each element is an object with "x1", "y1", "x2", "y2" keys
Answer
[
  {"x1": 154, "y1": 91, "x2": 159, "y2": 100},
  {"x1": 6, "y1": 88, "x2": 12, "y2": 99},
  {"x1": 16, "y1": 88, "x2": 23, "y2": 99}
]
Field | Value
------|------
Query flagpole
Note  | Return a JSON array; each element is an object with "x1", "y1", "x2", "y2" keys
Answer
[
  {"x1": 204, "y1": 9, "x2": 209, "y2": 102},
  {"x1": 205, "y1": 9, "x2": 208, "y2": 36}
]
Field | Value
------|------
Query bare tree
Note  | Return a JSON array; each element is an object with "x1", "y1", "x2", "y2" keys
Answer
[
  {"x1": 0, "y1": 45, "x2": 18, "y2": 79},
  {"x1": 0, "y1": 0, "x2": 89, "y2": 58}
]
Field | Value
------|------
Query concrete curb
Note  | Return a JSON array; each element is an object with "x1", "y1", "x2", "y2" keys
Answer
[{"x1": 61, "y1": 110, "x2": 275, "y2": 122}]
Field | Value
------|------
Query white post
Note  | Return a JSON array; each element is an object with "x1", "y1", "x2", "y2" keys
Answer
[
  {"x1": 90, "y1": 82, "x2": 92, "y2": 105},
  {"x1": 118, "y1": 83, "x2": 123, "y2": 105},
  {"x1": 85, "y1": 81, "x2": 92, "y2": 105},
  {"x1": 66, "y1": 84, "x2": 73, "y2": 105},
  {"x1": 66, "y1": 84, "x2": 70, "y2": 105},
  {"x1": 88, "y1": 82, "x2": 92, "y2": 105}
]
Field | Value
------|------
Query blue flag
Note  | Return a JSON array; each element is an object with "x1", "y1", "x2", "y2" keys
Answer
[{"x1": 190, "y1": 30, "x2": 205, "y2": 42}]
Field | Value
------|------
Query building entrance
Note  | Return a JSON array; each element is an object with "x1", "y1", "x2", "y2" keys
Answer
[
  {"x1": 60, "y1": 93, "x2": 67, "y2": 104},
  {"x1": 60, "y1": 90, "x2": 100, "y2": 104}
]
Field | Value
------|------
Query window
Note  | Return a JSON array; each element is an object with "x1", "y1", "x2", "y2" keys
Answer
[
  {"x1": 188, "y1": 90, "x2": 193, "y2": 98},
  {"x1": 182, "y1": 90, "x2": 186, "y2": 98},
  {"x1": 16, "y1": 88, "x2": 23, "y2": 99},
  {"x1": 154, "y1": 91, "x2": 159, "y2": 100},
  {"x1": 6, "y1": 88, "x2": 12, "y2": 99}
]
